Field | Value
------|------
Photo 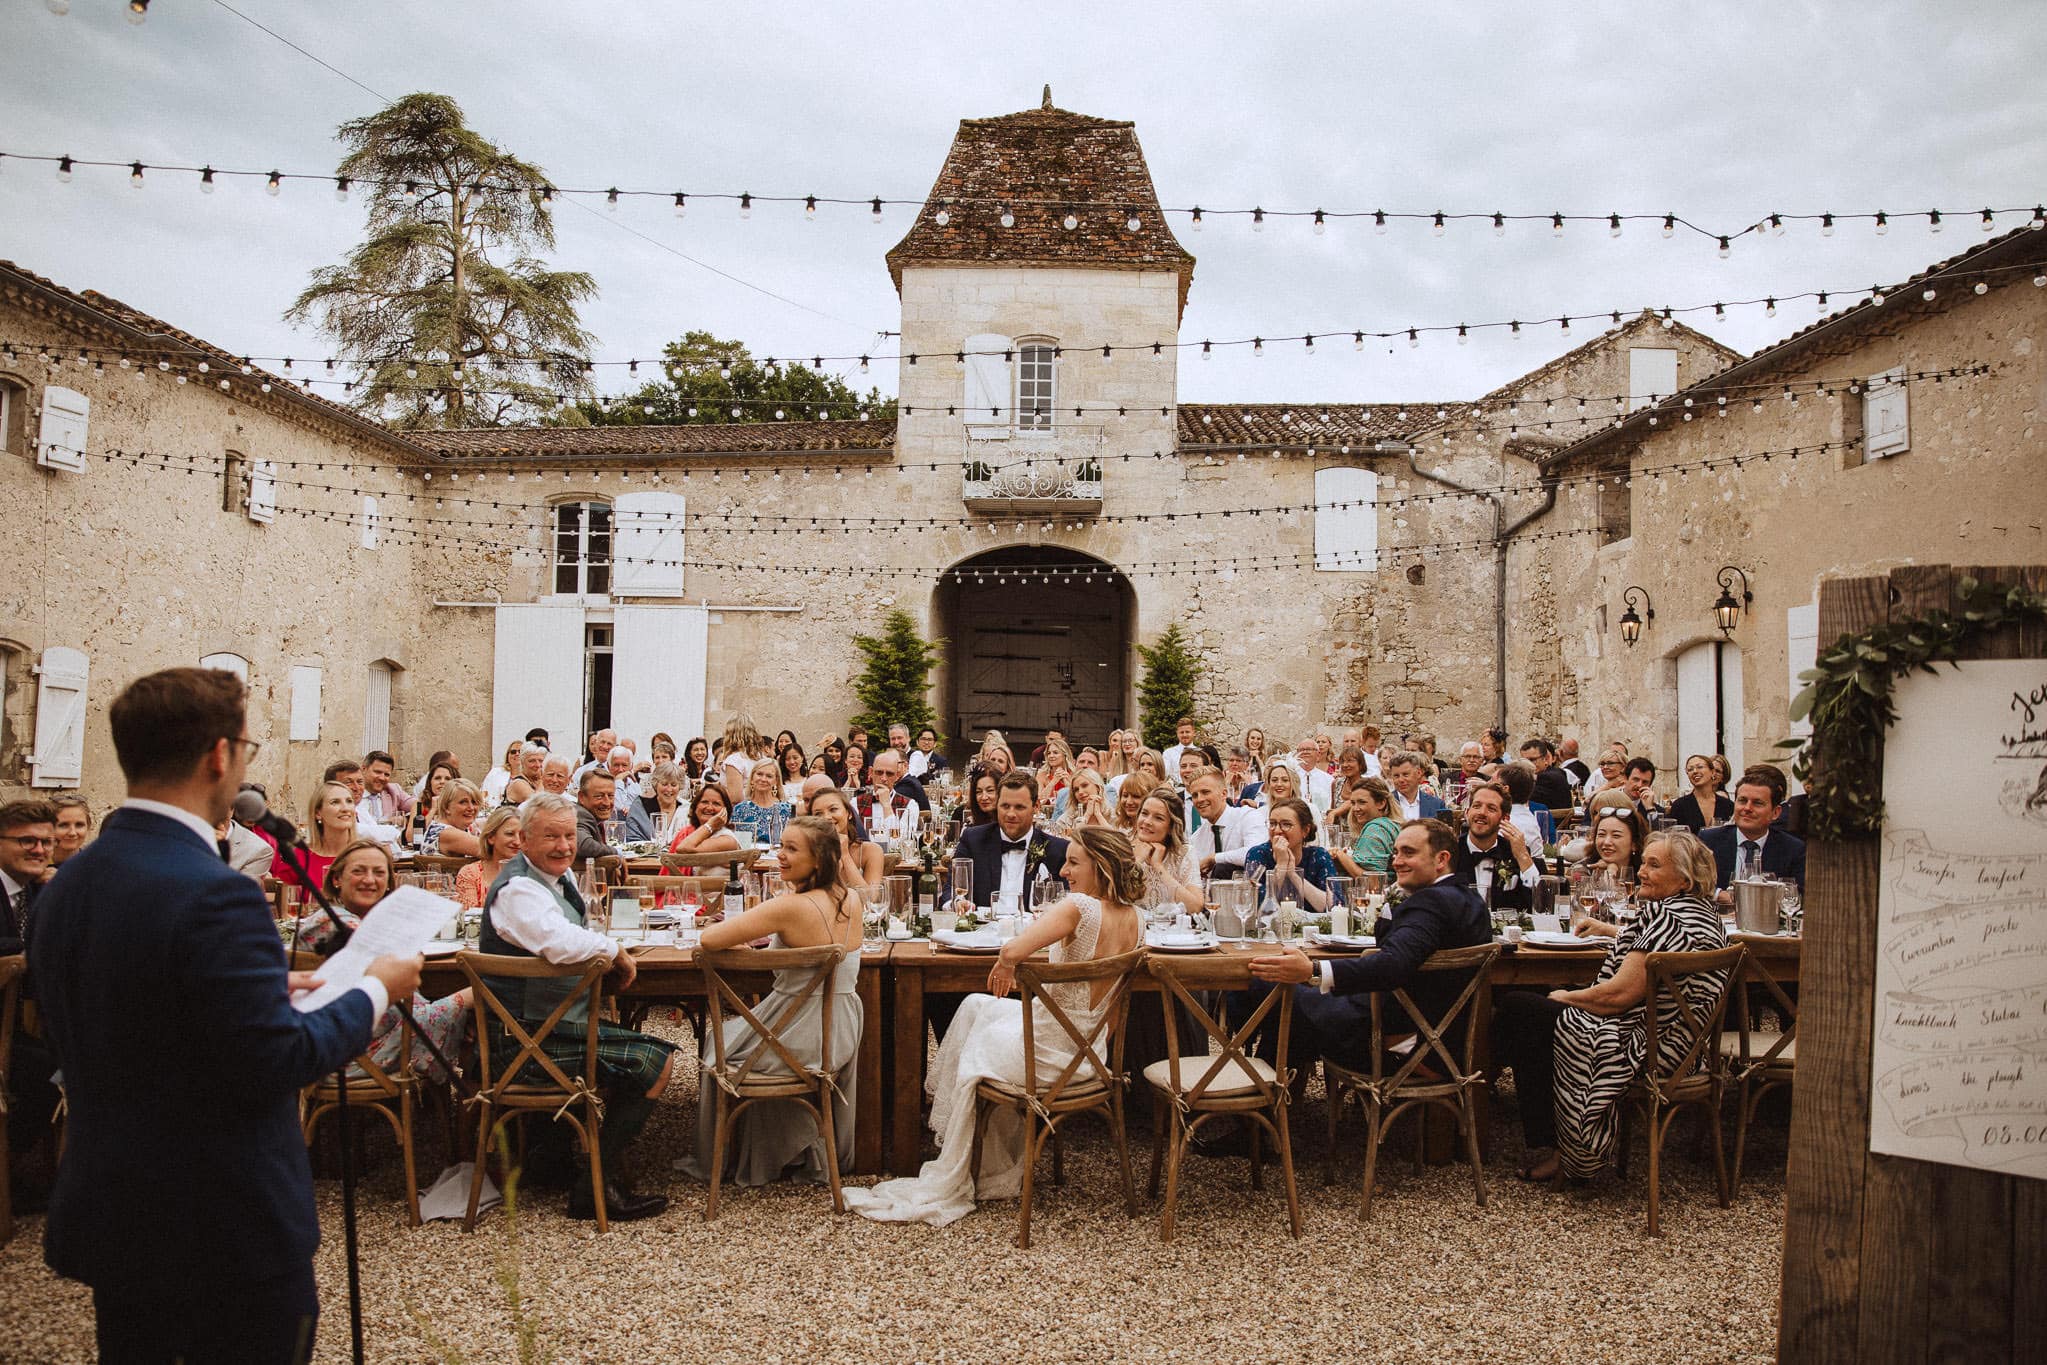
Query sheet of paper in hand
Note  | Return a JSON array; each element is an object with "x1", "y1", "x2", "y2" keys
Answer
[{"x1": 292, "y1": 885, "x2": 459, "y2": 1014}]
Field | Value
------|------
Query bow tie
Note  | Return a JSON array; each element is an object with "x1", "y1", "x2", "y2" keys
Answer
[{"x1": 1000, "y1": 836, "x2": 1031, "y2": 851}]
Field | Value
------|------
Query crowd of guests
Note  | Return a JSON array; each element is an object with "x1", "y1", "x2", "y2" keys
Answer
[{"x1": 5, "y1": 702, "x2": 1808, "y2": 1228}]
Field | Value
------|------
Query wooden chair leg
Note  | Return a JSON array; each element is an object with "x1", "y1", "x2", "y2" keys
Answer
[
  {"x1": 1146, "y1": 1094, "x2": 1166, "y2": 1199},
  {"x1": 704, "y1": 1092, "x2": 728, "y2": 1222},
  {"x1": 585, "y1": 1105, "x2": 608, "y2": 1235},
  {"x1": 1248, "y1": 1116, "x2": 1263, "y2": 1191},
  {"x1": 1461, "y1": 1092, "x2": 1487, "y2": 1209},
  {"x1": 1051, "y1": 1124, "x2": 1066, "y2": 1187},
  {"x1": 400, "y1": 1089, "x2": 422, "y2": 1229},
  {"x1": 1016, "y1": 1112, "x2": 1040, "y2": 1250},
  {"x1": 1360, "y1": 1099, "x2": 1383, "y2": 1222},
  {"x1": 1111, "y1": 1094, "x2": 1138, "y2": 1218},
  {"x1": 1707, "y1": 1092, "x2": 1731, "y2": 1209},
  {"x1": 1731, "y1": 1080, "x2": 1758, "y2": 1199},
  {"x1": 1323, "y1": 1067, "x2": 1341, "y2": 1186},
  {"x1": 463, "y1": 1110, "x2": 495, "y2": 1232},
  {"x1": 1159, "y1": 1111, "x2": 1187, "y2": 1243},
  {"x1": 1273, "y1": 1104, "x2": 1301, "y2": 1240},
  {"x1": 1645, "y1": 1104, "x2": 1664, "y2": 1237},
  {"x1": 815, "y1": 1085, "x2": 846, "y2": 1216},
  {"x1": 969, "y1": 1097, "x2": 993, "y2": 1187}
]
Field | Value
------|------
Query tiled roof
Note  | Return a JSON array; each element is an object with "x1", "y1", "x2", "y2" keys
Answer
[
  {"x1": 886, "y1": 97, "x2": 1196, "y2": 313},
  {"x1": 1177, "y1": 402, "x2": 1461, "y2": 448},
  {"x1": 0, "y1": 258, "x2": 427, "y2": 460},
  {"x1": 1543, "y1": 223, "x2": 2047, "y2": 470},
  {"x1": 411, "y1": 418, "x2": 899, "y2": 462}
]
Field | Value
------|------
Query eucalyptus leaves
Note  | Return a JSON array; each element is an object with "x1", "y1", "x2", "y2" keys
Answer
[{"x1": 1782, "y1": 575, "x2": 2047, "y2": 841}]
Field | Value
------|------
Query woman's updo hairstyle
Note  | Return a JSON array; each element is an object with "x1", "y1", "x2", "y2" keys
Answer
[{"x1": 1069, "y1": 826, "x2": 1147, "y2": 905}]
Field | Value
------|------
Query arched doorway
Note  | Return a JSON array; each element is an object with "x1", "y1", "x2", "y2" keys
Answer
[{"x1": 931, "y1": 547, "x2": 1133, "y2": 757}]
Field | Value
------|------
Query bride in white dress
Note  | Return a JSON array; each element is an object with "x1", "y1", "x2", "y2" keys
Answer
[{"x1": 844, "y1": 827, "x2": 1146, "y2": 1227}]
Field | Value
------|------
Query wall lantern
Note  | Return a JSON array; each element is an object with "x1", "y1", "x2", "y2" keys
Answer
[
  {"x1": 1713, "y1": 565, "x2": 1753, "y2": 637},
  {"x1": 1618, "y1": 586, "x2": 1654, "y2": 647}
]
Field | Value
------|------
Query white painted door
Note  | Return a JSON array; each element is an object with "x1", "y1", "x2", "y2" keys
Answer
[
  {"x1": 492, "y1": 604, "x2": 586, "y2": 759},
  {"x1": 610, "y1": 605, "x2": 708, "y2": 751},
  {"x1": 1676, "y1": 640, "x2": 1743, "y2": 771}
]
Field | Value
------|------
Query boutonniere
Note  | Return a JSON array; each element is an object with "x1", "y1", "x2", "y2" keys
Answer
[{"x1": 1028, "y1": 838, "x2": 1048, "y2": 865}]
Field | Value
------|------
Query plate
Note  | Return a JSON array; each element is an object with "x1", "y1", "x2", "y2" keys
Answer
[
  {"x1": 1308, "y1": 932, "x2": 1375, "y2": 952},
  {"x1": 1521, "y1": 931, "x2": 1600, "y2": 949},
  {"x1": 932, "y1": 931, "x2": 1004, "y2": 954},
  {"x1": 1145, "y1": 931, "x2": 1219, "y2": 953},
  {"x1": 422, "y1": 941, "x2": 464, "y2": 957}
]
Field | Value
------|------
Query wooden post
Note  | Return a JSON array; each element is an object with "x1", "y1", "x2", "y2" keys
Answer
[{"x1": 1778, "y1": 564, "x2": 2045, "y2": 1364}]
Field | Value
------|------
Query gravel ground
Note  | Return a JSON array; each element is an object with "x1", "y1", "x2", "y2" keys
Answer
[{"x1": 0, "y1": 1016, "x2": 1787, "y2": 1363}]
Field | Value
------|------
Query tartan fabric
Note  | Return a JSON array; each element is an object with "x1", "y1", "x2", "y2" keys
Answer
[{"x1": 487, "y1": 1021, "x2": 675, "y2": 1094}]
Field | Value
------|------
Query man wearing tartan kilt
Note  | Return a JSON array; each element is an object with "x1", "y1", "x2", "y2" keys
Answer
[{"x1": 482, "y1": 792, "x2": 676, "y2": 1222}]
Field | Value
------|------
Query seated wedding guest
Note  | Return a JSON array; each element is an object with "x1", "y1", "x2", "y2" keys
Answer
[
  {"x1": 1621, "y1": 757, "x2": 1664, "y2": 820},
  {"x1": 1583, "y1": 745, "x2": 1627, "y2": 798},
  {"x1": 1447, "y1": 741, "x2": 1487, "y2": 806},
  {"x1": 457, "y1": 806, "x2": 522, "y2": 910},
  {"x1": 1110, "y1": 747, "x2": 1163, "y2": 802},
  {"x1": 1290, "y1": 737, "x2": 1337, "y2": 815},
  {"x1": 216, "y1": 809, "x2": 275, "y2": 882},
  {"x1": 327, "y1": 759, "x2": 401, "y2": 849},
  {"x1": 1243, "y1": 727, "x2": 1269, "y2": 771},
  {"x1": 605, "y1": 745, "x2": 640, "y2": 818},
  {"x1": 682, "y1": 736, "x2": 713, "y2": 789},
  {"x1": 777, "y1": 743, "x2": 809, "y2": 802},
  {"x1": 1498, "y1": 760, "x2": 1557, "y2": 847},
  {"x1": 1111, "y1": 769, "x2": 1157, "y2": 833},
  {"x1": 273, "y1": 781, "x2": 358, "y2": 890},
  {"x1": 572, "y1": 728, "x2": 618, "y2": 783},
  {"x1": 847, "y1": 725, "x2": 872, "y2": 755},
  {"x1": 1385, "y1": 751, "x2": 1447, "y2": 822},
  {"x1": 481, "y1": 793, "x2": 675, "y2": 1220},
  {"x1": 1245, "y1": 819, "x2": 1489, "y2": 1075},
  {"x1": 1481, "y1": 728, "x2": 1509, "y2": 764},
  {"x1": 1073, "y1": 746, "x2": 1102, "y2": 777},
  {"x1": 908, "y1": 726, "x2": 948, "y2": 785},
  {"x1": 819, "y1": 735, "x2": 848, "y2": 786},
  {"x1": 776, "y1": 728, "x2": 802, "y2": 760},
  {"x1": 1187, "y1": 769, "x2": 1265, "y2": 878},
  {"x1": 49, "y1": 794, "x2": 93, "y2": 870},
  {"x1": 1701, "y1": 765, "x2": 1806, "y2": 896},
  {"x1": 571, "y1": 768, "x2": 624, "y2": 868},
  {"x1": 405, "y1": 759, "x2": 458, "y2": 845},
  {"x1": 1569, "y1": 808, "x2": 1650, "y2": 939},
  {"x1": 648, "y1": 731, "x2": 679, "y2": 770},
  {"x1": 734, "y1": 761, "x2": 797, "y2": 841},
  {"x1": 670, "y1": 782, "x2": 743, "y2": 872},
  {"x1": 865, "y1": 748, "x2": 931, "y2": 821},
  {"x1": 632, "y1": 761, "x2": 688, "y2": 846},
  {"x1": 1056, "y1": 766, "x2": 1114, "y2": 833},
  {"x1": 1559, "y1": 737, "x2": 1592, "y2": 788},
  {"x1": 977, "y1": 743, "x2": 1013, "y2": 781},
  {"x1": 953, "y1": 773, "x2": 1069, "y2": 910},
  {"x1": 1492, "y1": 827, "x2": 1728, "y2": 1181},
  {"x1": 845, "y1": 827, "x2": 1144, "y2": 1226},
  {"x1": 539, "y1": 753, "x2": 574, "y2": 796},
  {"x1": 1453, "y1": 782, "x2": 1544, "y2": 913},
  {"x1": 1101, "y1": 728, "x2": 1131, "y2": 782},
  {"x1": 503, "y1": 743, "x2": 547, "y2": 806},
  {"x1": 288, "y1": 839, "x2": 469, "y2": 1082},
  {"x1": 1027, "y1": 727, "x2": 1064, "y2": 768},
  {"x1": 720, "y1": 715, "x2": 773, "y2": 802},
  {"x1": 420, "y1": 779, "x2": 485, "y2": 858},
  {"x1": 1038, "y1": 737, "x2": 1076, "y2": 808},
  {"x1": 1174, "y1": 746, "x2": 1207, "y2": 797},
  {"x1": 1331, "y1": 777, "x2": 1400, "y2": 880},
  {"x1": 1244, "y1": 798, "x2": 1335, "y2": 911},
  {"x1": 842, "y1": 744, "x2": 869, "y2": 793},
  {"x1": 483, "y1": 738, "x2": 523, "y2": 808},
  {"x1": 1, "y1": 798, "x2": 59, "y2": 1207},
  {"x1": 806, "y1": 786, "x2": 883, "y2": 889},
  {"x1": 1521, "y1": 738, "x2": 1576, "y2": 814},
  {"x1": 1669, "y1": 754, "x2": 1733, "y2": 832},
  {"x1": 1161, "y1": 716, "x2": 1200, "y2": 777},
  {"x1": 1132, "y1": 789, "x2": 1204, "y2": 916},
  {"x1": 964, "y1": 769, "x2": 1001, "y2": 828},
  {"x1": 1250, "y1": 758, "x2": 1301, "y2": 815},
  {"x1": 359, "y1": 750, "x2": 414, "y2": 828},
  {"x1": 1220, "y1": 745, "x2": 1258, "y2": 805},
  {"x1": 677, "y1": 815, "x2": 865, "y2": 1189}
]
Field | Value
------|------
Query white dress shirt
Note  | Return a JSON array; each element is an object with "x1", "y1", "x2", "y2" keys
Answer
[
  {"x1": 489, "y1": 874, "x2": 621, "y2": 965},
  {"x1": 353, "y1": 802, "x2": 404, "y2": 849},
  {"x1": 1161, "y1": 743, "x2": 1190, "y2": 777},
  {"x1": 1194, "y1": 805, "x2": 1265, "y2": 870},
  {"x1": 1734, "y1": 829, "x2": 1773, "y2": 880},
  {"x1": 481, "y1": 766, "x2": 512, "y2": 807},
  {"x1": 1466, "y1": 833, "x2": 1538, "y2": 889},
  {"x1": 906, "y1": 750, "x2": 930, "y2": 778},
  {"x1": 1392, "y1": 789, "x2": 1426, "y2": 821},
  {"x1": 997, "y1": 838, "x2": 1029, "y2": 905}
]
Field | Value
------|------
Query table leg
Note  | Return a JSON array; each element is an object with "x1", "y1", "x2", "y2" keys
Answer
[
  {"x1": 889, "y1": 965, "x2": 926, "y2": 1176},
  {"x1": 854, "y1": 965, "x2": 883, "y2": 1176}
]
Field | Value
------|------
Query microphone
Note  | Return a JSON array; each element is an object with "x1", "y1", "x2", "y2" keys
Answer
[{"x1": 232, "y1": 788, "x2": 299, "y2": 847}]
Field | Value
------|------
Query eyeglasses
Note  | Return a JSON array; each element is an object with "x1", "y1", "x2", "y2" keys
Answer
[
  {"x1": 1, "y1": 834, "x2": 53, "y2": 849},
  {"x1": 227, "y1": 737, "x2": 262, "y2": 761}
]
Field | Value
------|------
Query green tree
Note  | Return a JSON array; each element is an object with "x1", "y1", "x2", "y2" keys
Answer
[
  {"x1": 1135, "y1": 623, "x2": 1203, "y2": 751},
  {"x1": 849, "y1": 609, "x2": 942, "y2": 739},
  {"x1": 575, "y1": 331, "x2": 895, "y2": 425},
  {"x1": 288, "y1": 93, "x2": 596, "y2": 429}
]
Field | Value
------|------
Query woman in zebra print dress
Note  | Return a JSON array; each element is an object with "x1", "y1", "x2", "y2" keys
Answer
[{"x1": 1495, "y1": 827, "x2": 1729, "y2": 1182}]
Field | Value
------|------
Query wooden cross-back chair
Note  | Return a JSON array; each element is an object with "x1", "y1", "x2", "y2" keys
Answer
[
  {"x1": 0, "y1": 955, "x2": 22, "y2": 1246},
  {"x1": 1618, "y1": 943, "x2": 1745, "y2": 1235},
  {"x1": 1718, "y1": 938, "x2": 1799, "y2": 1197},
  {"x1": 456, "y1": 953, "x2": 611, "y2": 1232},
  {"x1": 970, "y1": 947, "x2": 1146, "y2": 1248},
  {"x1": 697, "y1": 945, "x2": 848, "y2": 1220},
  {"x1": 292, "y1": 950, "x2": 425, "y2": 1227},
  {"x1": 1143, "y1": 955, "x2": 1300, "y2": 1241},
  {"x1": 1322, "y1": 942, "x2": 1500, "y2": 1220}
]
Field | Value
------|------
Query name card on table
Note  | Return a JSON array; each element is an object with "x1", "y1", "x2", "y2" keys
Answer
[{"x1": 1871, "y1": 659, "x2": 2047, "y2": 1178}]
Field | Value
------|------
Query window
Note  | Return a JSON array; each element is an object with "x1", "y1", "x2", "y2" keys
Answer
[
  {"x1": 553, "y1": 501, "x2": 612, "y2": 595},
  {"x1": 289, "y1": 665, "x2": 323, "y2": 742},
  {"x1": 1597, "y1": 464, "x2": 1632, "y2": 544},
  {"x1": 0, "y1": 641, "x2": 30, "y2": 784},
  {"x1": 1313, "y1": 466, "x2": 1379, "y2": 571},
  {"x1": 36, "y1": 384, "x2": 89, "y2": 472},
  {"x1": 1015, "y1": 341, "x2": 1056, "y2": 431},
  {"x1": 222, "y1": 449, "x2": 244, "y2": 513},
  {"x1": 247, "y1": 458, "x2": 277, "y2": 523},
  {"x1": 363, "y1": 660, "x2": 396, "y2": 753},
  {"x1": 1862, "y1": 367, "x2": 1909, "y2": 460},
  {"x1": 29, "y1": 646, "x2": 89, "y2": 787},
  {"x1": 0, "y1": 375, "x2": 28, "y2": 456},
  {"x1": 962, "y1": 332, "x2": 1012, "y2": 438},
  {"x1": 610, "y1": 491, "x2": 687, "y2": 597},
  {"x1": 1627, "y1": 347, "x2": 1678, "y2": 412},
  {"x1": 583, "y1": 623, "x2": 614, "y2": 737}
]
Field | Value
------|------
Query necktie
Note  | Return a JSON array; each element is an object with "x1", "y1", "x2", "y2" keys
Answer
[
  {"x1": 558, "y1": 875, "x2": 586, "y2": 915},
  {"x1": 1741, "y1": 839, "x2": 1761, "y2": 878},
  {"x1": 218, "y1": 838, "x2": 233, "y2": 863}
]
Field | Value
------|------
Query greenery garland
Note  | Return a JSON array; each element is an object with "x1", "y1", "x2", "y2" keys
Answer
[{"x1": 1782, "y1": 575, "x2": 2047, "y2": 841}]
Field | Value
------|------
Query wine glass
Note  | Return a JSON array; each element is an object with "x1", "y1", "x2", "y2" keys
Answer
[
  {"x1": 949, "y1": 860, "x2": 975, "y2": 916},
  {"x1": 860, "y1": 884, "x2": 889, "y2": 948}
]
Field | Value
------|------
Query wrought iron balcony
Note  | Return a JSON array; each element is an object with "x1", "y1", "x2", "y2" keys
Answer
[{"x1": 961, "y1": 430, "x2": 1105, "y2": 513}]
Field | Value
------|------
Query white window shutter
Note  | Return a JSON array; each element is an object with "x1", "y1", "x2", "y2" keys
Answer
[
  {"x1": 37, "y1": 384, "x2": 89, "y2": 472},
  {"x1": 610, "y1": 490, "x2": 687, "y2": 597},
  {"x1": 1864, "y1": 367, "x2": 1909, "y2": 459},
  {"x1": 1627, "y1": 348, "x2": 1678, "y2": 412},
  {"x1": 289, "y1": 665, "x2": 323, "y2": 742},
  {"x1": 359, "y1": 495, "x2": 381, "y2": 548},
  {"x1": 1313, "y1": 466, "x2": 1379, "y2": 571},
  {"x1": 1786, "y1": 601, "x2": 1820, "y2": 742},
  {"x1": 611, "y1": 605, "x2": 709, "y2": 747},
  {"x1": 363, "y1": 661, "x2": 394, "y2": 752},
  {"x1": 490, "y1": 604, "x2": 586, "y2": 758},
  {"x1": 247, "y1": 459, "x2": 277, "y2": 523},
  {"x1": 963, "y1": 332, "x2": 1012, "y2": 438},
  {"x1": 29, "y1": 645, "x2": 89, "y2": 787}
]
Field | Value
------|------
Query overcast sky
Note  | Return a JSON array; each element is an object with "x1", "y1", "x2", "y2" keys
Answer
[{"x1": 3, "y1": 1, "x2": 2042, "y2": 411}]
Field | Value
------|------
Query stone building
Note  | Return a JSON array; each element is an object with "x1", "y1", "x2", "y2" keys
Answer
[{"x1": 2, "y1": 95, "x2": 2035, "y2": 816}]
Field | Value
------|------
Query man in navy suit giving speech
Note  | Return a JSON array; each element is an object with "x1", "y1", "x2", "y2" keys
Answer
[{"x1": 31, "y1": 667, "x2": 423, "y2": 1365}]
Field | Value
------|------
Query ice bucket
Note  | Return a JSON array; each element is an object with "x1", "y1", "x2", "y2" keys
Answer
[{"x1": 1732, "y1": 879, "x2": 1785, "y2": 935}]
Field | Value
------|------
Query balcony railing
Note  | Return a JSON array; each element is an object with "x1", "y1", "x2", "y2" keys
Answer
[{"x1": 961, "y1": 429, "x2": 1105, "y2": 513}]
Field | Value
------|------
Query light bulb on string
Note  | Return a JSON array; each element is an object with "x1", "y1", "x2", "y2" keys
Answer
[
  {"x1": 933, "y1": 206, "x2": 950, "y2": 226},
  {"x1": 199, "y1": 166, "x2": 215, "y2": 193},
  {"x1": 56, "y1": 155, "x2": 74, "y2": 183},
  {"x1": 739, "y1": 192, "x2": 752, "y2": 218},
  {"x1": 1251, "y1": 207, "x2": 1265, "y2": 232},
  {"x1": 334, "y1": 176, "x2": 350, "y2": 202},
  {"x1": 804, "y1": 195, "x2": 817, "y2": 220},
  {"x1": 1609, "y1": 212, "x2": 1621, "y2": 238},
  {"x1": 1456, "y1": 324, "x2": 1468, "y2": 345},
  {"x1": 999, "y1": 205, "x2": 1015, "y2": 228},
  {"x1": 1189, "y1": 206, "x2": 1202, "y2": 231},
  {"x1": 1406, "y1": 328, "x2": 1419, "y2": 349},
  {"x1": 1821, "y1": 212, "x2": 1835, "y2": 236},
  {"x1": 605, "y1": 187, "x2": 619, "y2": 211},
  {"x1": 129, "y1": 161, "x2": 144, "y2": 189},
  {"x1": 1432, "y1": 211, "x2": 1445, "y2": 237},
  {"x1": 1875, "y1": 211, "x2": 1888, "y2": 235},
  {"x1": 1312, "y1": 209, "x2": 1326, "y2": 235},
  {"x1": 1551, "y1": 212, "x2": 1564, "y2": 237},
  {"x1": 1927, "y1": 208, "x2": 1942, "y2": 233},
  {"x1": 1980, "y1": 208, "x2": 1995, "y2": 232},
  {"x1": 872, "y1": 197, "x2": 884, "y2": 223},
  {"x1": 1373, "y1": 209, "x2": 1387, "y2": 235},
  {"x1": 1062, "y1": 212, "x2": 1078, "y2": 230},
  {"x1": 266, "y1": 171, "x2": 282, "y2": 196},
  {"x1": 1661, "y1": 213, "x2": 1674, "y2": 238},
  {"x1": 127, "y1": 0, "x2": 147, "y2": 23},
  {"x1": 1492, "y1": 211, "x2": 1505, "y2": 237},
  {"x1": 1717, "y1": 236, "x2": 1730, "y2": 258},
  {"x1": 1769, "y1": 213, "x2": 1784, "y2": 237}
]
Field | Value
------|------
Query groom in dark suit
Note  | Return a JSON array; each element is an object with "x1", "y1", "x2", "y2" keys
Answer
[
  {"x1": 1700, "y1": 764, "x2": 1806, "y2": 895},
  {"x1": 952, "y1": 771, "x2": 1068, "y2": 910},
  {"x1": 31, "y1": 667, "x2": 423, "y2": 1364}
]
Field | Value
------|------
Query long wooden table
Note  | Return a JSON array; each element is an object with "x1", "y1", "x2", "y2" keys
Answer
[{"x1": 420, "y1": 944, "x2": 890, "y2": 1175}]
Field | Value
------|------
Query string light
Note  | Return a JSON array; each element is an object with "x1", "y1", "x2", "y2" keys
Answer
[
  {"x1": 266, "y1": 170, "x2": 282, "y2": 196},
  {"x1": 128, "y1": 160, "x2": 143, "y2": 188}
]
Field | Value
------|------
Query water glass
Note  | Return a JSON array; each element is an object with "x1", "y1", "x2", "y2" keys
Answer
[
  {"x1": 949, "y1": 861, "x2": 975, "y2": 912},
  {"x1": 860, "y1": 886, "x2": 888, "y2": 948},
  {"x1": 603, "y1": 819, "x2": 621, "y2": 847},
  {"x1": 1779, "y1": 885, "x2": 1803, "y2": 935}
]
